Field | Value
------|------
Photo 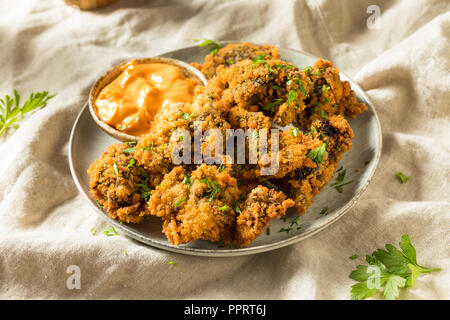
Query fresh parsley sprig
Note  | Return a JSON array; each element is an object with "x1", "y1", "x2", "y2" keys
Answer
[
  {"x1": 197, "y1": 39, "x2": 223, "y2": 55},
  {"x1": 0, "y1": 90, "x2": 55, "y2": 137},
  {"x1": 349, "y1": 234, "x2": 440, "y2": 300}
]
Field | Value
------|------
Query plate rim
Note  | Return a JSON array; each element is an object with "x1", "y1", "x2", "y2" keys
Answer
[{"x1": 68, "y1": 44, "x2": 383, "y2": 257}]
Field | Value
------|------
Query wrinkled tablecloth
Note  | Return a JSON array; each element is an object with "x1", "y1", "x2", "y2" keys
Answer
[{"x1": 0, "y1": 0, "x2": 449, "y2": 299}]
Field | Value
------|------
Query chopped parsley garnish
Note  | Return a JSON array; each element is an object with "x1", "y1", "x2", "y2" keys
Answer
[
  {"x1": 122, "y1": 249, "x2": 128, "y2": 256},
  {"x1": 174, "y1": 197, "x2": 185, "y2": 209},
  {"x1": 349, "y1": 254, "x2": 359, "y2": 260},
  {"x1": 305, "y1": 126, "x2": 317, "y2": 136},
  {"x1": 90, "y1": 227, "x2": 96, "y2": 235},
  {"x1": 287, "y1": 89, "x2": 299, "y2": 107},
  {"x1": 332, "y1": 180, "x2": 353, "y2": 193},
  {"x1": 104, "y1": 226, "x2": 119, "y2": 236},
  {"x1": 303, "y1": 66, "x2": 312, "y2": 76},
  {"x1": 138, "y1": 168, "x2": 152, "y2": 201},
  {"x1": 319, "y1": 206, "x2": 329, "y2": 215},
  {"x1": 197, "y1": 39, "x2": 223, "y2": 55},
  {"x1": 124, "y1": 140, "x2": 137, "y2": 146},
  {"x1": 320, "y1": 110, "x2": 328, "y2": 120},
  {"x1": 182, "y1": 174, "x2": 193, "y2": 188},
  {"x1": 291, "y1": 127, "x2": 299, "y2": 137},
  {"x1": 396, "y1": 172, "x2": 411, "y2": 184},
  {"x1": 331, "y1": 168, "x2": 353, "y2": 192},
  {"x1": 252, "y1": 53, "x2": 267, "y2": 65},
  {"x1": 291, "y1": 216, "x2": 300, "y2": 225},
  {"x1": 199, "y1": 179, "x2": 222, "y2": 201},
  {"x1": 180, "y1": 112, "x2": 193, "y2": 120},
  {"x1": 122, "y1": 147, "x2": 135, "y2": 154},
  {"x1": 297, "y1": 79, "x2": 309, "y2": 97},
  {"x1": 322, "y1": 85, "x2": 331, "y2": 103},
  {"x1": 127, "y1": 158, "x2": 135, "y2": 168},
  {"x1": 306, "y1": 143, "x2": 326, "y2": 163},
  {"x1": 266, "y1": 227, "x2": 271, "y2": 235},
  {"x1": 336, "y1": 168, "x2": 347, "y2": 182},
  {"x1": 349, "y1": 234, "x2": 440, "y2": 300},
  {"x1": 263, "y1": 98, "x2": 283, "y2": 112},
  {"x1": 226, "y1": 59, "x2": 235, "y2": 65},
  {"x1": 250, "y1": 53, "x2": 274, "y2": 73},
  {"x1": 96, "y1": 200, "x2": 103, "y2": 210},
  {"x1": 279, "y1": 227, "x2": 292, "y2": 234},
  {"x1": 141, "y1": 142, "x2": 154, "y2": 152},
  {"x1": 233, "y1": 196, "x2": 245, "y2": 214},
  {"x1": 364, "y1": 160, "x2": 371, "y2": 166},
  {"x1": 217, "y1": 164, "x2": 226, "y2": 172},
  {"x1": 272, "y1": 85, "x2": 282, "y2": 90},
  {"x1": 113, "y1": 162, "x2": 119, "y2": 175},
  {"x1": 168, "y1": 261, "x2": 178, "y2": 266},
  {"x1": 219, "y1": 205, "x2": 229, "y2": 211}
]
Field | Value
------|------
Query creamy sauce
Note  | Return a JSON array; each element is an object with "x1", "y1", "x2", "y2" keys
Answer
[{"x1": 94, "y1": 59, "x2": 198, "y2": 136}]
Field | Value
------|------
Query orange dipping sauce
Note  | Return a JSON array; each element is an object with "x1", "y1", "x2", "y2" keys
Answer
[{"x1": 94, "y1": 59, "x2": 198, "y2": 136}]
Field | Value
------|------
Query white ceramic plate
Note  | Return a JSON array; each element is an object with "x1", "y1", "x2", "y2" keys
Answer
[{"x1": 69, "y1": 43, "x2": 382, "y2": 257}]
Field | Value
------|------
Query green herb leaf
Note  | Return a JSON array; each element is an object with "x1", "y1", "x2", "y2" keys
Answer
[
  {"x1": 104, "y1": 226, "x2": 119, "y2": 236},
  {"x1": 306, "y1": 143, "x2": 326, "y2": 163},
  {"x1": 396, "y1": 172, "x2": 411, "y2": 184},
  {"x1": 0, "y1": 90, "x2": 55, "y2": 137},
  {"x1": 349, "y1": 254, "x2": 359, "y2": 260},
  {"x1": 122, "y1": 147, "x2": 135, "y2": 154},
  {"x1": 199, "y1": 179, "x2": 222, "y2": 201},
  {"x1": 319, "y1": 206, "x2": 329, "y2": 215},
  {"x1": 182, "y1": 174, "x2": 193, "y2": 188},
  {"x1": 138, "y1": 168, "x2": 152, "y2": 201},
  {"x1": 174, "y1": 197, "x2": 185, "y2": 209},
  {"x1": 197, "y1": 39, "x2": 223, "y2": 55},
  {"x1": 349, "y1": 234, "x2": 440, "y2": 300},
  {"x1": 263, "y1": 98, "x2": 283, "y2": 112},
  {"x1": 127, "y1": 158, "x2": 135, "y2": 168},
  {"x1": 113, "y1": 162, "x2": 119, "y2": 175},
  {"x1": 219, "y1": 205, "x2": 229, "y2": 211}
]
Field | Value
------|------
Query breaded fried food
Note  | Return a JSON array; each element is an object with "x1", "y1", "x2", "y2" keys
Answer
[
  {"x1": 134, "y1": 96, "x2": 232, "y2": 173},
  {"x1": 87, "y1": 143, "x2": 157, "y2": 223},
  {"x1": 296, "y1": 59, "x2": 368, "y2": 129},
  {"x1": 192, "y1": 42, "x2": 280, "y2": 79},
  {"x1": 148, "y1": 164, "x2": 240, "y2": 245},
  {"x1": 230, "y1": 127, "x2": 323, "y2": 181},
  {"x1": 279, "y1": 115, "x2": 354, "y2": 214},
  {"x1": 87, "y1": 42, "x2": 369, "y2": 247},
  {"x1": 235, "y1": 186, "x2": 295, "y2": 247}
]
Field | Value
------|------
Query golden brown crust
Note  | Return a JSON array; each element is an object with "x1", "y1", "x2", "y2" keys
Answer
[
  {"x1": 192, "y1": 42, "x2": 280, "y2": 79},
  {"x1": 87, "y1": 143, "x2": 155, "y2": 223},
  {"x1": 149, "y1": 164, "x2": 240, "y2": 245},
  {"x1": 235, "y1": 186, "x2": 295, "y2": 247}
]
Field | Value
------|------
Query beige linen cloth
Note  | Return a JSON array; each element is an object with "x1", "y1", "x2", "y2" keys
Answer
[{"x1": 0, "y1": 0, "x2": 449, "y2": 299}]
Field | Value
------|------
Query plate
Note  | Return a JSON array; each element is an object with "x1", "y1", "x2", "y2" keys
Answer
[{"x1": 68, "y1": 44, "x2": 382, "y2": 257}]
